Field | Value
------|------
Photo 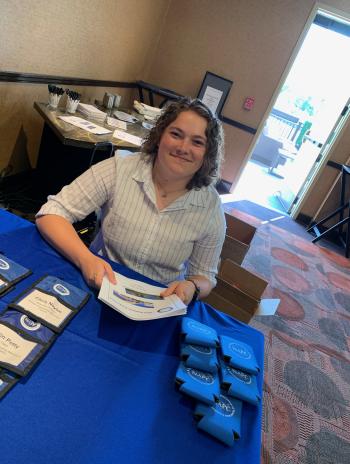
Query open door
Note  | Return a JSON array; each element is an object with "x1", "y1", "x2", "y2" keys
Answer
[
  {"x1": 279, "y1": 97, "x2": 350, "y2": 214},
  {"x1": 231, "y1": 8, "x2": 350, "y2": 216}
]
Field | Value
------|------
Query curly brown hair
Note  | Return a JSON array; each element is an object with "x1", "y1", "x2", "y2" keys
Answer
[{"x1": 141, "y1": 97, "x2": 224, "y2": 189}]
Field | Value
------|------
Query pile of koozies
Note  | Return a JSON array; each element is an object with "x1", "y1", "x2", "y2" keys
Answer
[
  {"x1": 0, "y1": 253, "x2": 89, "y2": 399},
  {"x1": 175, "y1": 317, "x2": 261, "y2": 447}
]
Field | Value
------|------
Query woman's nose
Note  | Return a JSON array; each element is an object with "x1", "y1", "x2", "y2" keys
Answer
[{"x1": 176, "y1": 138, "x2": 190, "y2": 154}]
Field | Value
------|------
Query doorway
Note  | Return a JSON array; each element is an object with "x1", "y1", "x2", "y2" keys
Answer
[{"x1": 231, "y1": 8, "x2": 350, "y2": 216}]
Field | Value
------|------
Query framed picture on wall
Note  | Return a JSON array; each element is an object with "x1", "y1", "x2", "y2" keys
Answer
[{"x1": 197, "y1": 71, "x2": 233, "y2": 116}]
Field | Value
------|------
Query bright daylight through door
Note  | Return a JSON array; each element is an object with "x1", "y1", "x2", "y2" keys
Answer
[{"x1": 228, "y1": 10, "x2": 350, "y2": 216}]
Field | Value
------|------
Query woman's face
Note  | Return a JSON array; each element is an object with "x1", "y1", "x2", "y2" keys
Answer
[{"x1": 156, "y1": 110, "x2": 207, "y2": 182}]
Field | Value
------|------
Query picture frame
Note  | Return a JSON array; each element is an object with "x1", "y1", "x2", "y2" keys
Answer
[{"x1": 197, "y1": 71, "x2": 233, "y2": 116}]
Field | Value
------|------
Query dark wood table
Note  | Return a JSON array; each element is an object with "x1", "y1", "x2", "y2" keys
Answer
[
  {"x1": 34, "y1": 101, "x2": 148, "y2": 149},
  {"x1": 33, "y1": 102, "x2": 149, "y2": 196}
]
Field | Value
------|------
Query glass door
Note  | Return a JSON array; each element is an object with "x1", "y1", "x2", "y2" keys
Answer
[
  {"x1": 273, "y1": 14, "x2": 350, "y2": 213},
  {"x1": 288, "y1": 98, "x2": 350, "y2": 215}
]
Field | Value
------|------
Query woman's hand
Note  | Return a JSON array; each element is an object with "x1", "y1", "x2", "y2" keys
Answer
[
  {"x1": 160, "y1": 280, "x2": 196, "y2": 305},
  {"x1": 79, "y1": 254, "x2": 116, "y2": 289}
]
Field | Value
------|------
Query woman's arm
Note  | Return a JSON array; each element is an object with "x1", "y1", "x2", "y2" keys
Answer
[{"x1": 36, "y1": 215, "x2": 115, "y2": 288}]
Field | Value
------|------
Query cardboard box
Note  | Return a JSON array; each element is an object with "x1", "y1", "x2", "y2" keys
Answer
[
  {"x1": 203, "y1": 259, "x2": 278, "y2": 323},
  {"x1": 221, "y1": 213, "x2": 257, "y2": 265}
]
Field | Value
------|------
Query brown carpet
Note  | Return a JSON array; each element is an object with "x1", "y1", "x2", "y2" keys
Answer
[{"x1": 225, "y1": 206, "x2": 350, "y2": 464}]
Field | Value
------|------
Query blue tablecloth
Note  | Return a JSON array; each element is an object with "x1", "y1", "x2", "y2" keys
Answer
[{"x1": 0, "y1": 209, "x2": 264, "y2": 464}]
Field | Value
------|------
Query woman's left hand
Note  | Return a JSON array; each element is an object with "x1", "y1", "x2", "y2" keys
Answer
[{"x1": 160, "y1": 280, "x2": 196, "y2": 305}]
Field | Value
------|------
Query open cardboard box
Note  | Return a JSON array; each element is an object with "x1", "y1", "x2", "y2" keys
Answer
[
  {"x1": 221, "y1": 212, "x2": 257, "y2": 265},
  {"x1": 203, "y1": 259, "x2": 279, "y2": 323}
]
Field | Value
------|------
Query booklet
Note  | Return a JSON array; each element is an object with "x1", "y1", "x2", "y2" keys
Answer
[{"x1": 98, "y1": 272, "x2": 187, "y2": 321}]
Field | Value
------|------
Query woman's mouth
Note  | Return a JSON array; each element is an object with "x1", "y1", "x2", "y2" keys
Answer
[{"x1": 170, "y1": 153, "x2": 192, "y2": 163}]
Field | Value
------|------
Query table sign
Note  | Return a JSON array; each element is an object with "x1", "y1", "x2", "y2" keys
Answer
[
  {"x1": 0, "y1": 253, "x2": 32, "y2": 295},
  {"x1": 0, "y1": 323, "x2": 48, "y2": 376},
  {"x1": 0, "y1": 309, "x2": 56, "y2": 345},
  {"x1": 10, "y1": 275, "x2": 90, "y2": 333}
]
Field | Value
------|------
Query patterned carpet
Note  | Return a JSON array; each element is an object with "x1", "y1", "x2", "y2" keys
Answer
[{"x1": 224, "y1": 206, "x2": 350, "y2": 464}]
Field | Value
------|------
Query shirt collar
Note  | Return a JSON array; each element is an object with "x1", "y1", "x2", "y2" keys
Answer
[{"x1": 132, "y1": 156, "x2": 207, "y2": 210}]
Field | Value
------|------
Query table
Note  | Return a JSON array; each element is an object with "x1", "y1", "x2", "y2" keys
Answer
[
  {"x1": 34, "y1": 102, "x2": 149, "y2": 196},
  {"x1": 0, "y1": 209, "x2": 264, "y2": 464}
]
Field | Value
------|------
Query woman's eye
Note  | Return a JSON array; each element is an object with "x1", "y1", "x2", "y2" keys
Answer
[
  {"x1": 170, "y1": 131, "x2": 180, "y2": 138},
  {"x1": 193, "y1": 140, "x2": 205, "y2": 147}
]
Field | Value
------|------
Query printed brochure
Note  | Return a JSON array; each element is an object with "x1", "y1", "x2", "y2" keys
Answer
[{"x1": 98, "y1": 272, "x2": 187, "y2": 321}]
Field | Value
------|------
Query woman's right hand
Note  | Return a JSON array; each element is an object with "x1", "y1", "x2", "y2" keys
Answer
[{"x1": 79, "y1": 253, "x2": 116, "y2": 289}]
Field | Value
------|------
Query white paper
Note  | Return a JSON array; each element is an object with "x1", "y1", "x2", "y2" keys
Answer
[
  {"x1": 106, "y1": 117, "x2": 127, "y2": 130},
  {"x1": 255, "y1": 298, "x2": 280, "y2": 316},
  {"x1": 98, "y1": 272, "x2": 187, "y2": 321},
  {"x1": 58, "y1": 116, "x2": 112, "y2": 135},
  {"x1": 0, "y1": 324, "x2": 37, "y2": 367},
  {"x1": 0, "y1": 277, "x2": 8, "y2": 290},
  {"x1": 113, "y1": 111, "x2": 139, "y2": 123},
  {"x1": 201, "y1": 86, "x2": 223, "y2": 114},
  {"x1": 113, "y1": 130, "x2": 143, "y2": 147},
  {"x1": 16, "y1": 289, "x2": 73, "y2": 328},
  {"x1": 77, "y1": 103, "x2": 107, "y2": 116}
]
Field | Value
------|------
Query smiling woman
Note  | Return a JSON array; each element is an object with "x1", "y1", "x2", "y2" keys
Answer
[
  {"x1": 151, "y1": 111, "x2": 208, "y2": 208},
  {"x1": 36, "y1": 98, "x2": 226, "y2": 305}
]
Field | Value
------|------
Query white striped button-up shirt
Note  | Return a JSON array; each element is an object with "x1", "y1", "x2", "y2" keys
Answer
[{"x1": 37, "y1": 154, "x2": 226, "y2": 285}]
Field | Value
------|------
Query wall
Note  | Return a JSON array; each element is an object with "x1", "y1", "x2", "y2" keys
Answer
[
  {"x1": 147, "y1": 0, "x2": 350, "y2": 218},
  {"x1": 0, "y1": 0, "x2": 170, "y2": 172},
  {"x1": 1, "y1": 0, "x2": 350, "y2": 220}
]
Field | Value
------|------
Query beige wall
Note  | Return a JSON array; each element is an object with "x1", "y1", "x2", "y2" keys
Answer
[
  {"x1": 1, "y1": 0, "x2": 350, "y2": 219},
  {"x1": 0, "y1": 0, "x2": 170, "y2": 171},
  {"x1": 147, "y1": 0, "x2": 350, "y2": 218}
]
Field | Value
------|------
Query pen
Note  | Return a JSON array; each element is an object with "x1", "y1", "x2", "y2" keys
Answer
[{"x1": 48, "y1": 84, "x2": 64, "y2": 96}]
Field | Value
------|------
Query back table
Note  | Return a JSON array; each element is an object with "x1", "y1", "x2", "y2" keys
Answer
[{"x1": 0, "y1": 209, "x2": 264, "y2": 464}]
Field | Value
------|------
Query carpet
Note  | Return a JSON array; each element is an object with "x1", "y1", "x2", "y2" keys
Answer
[
  {"x1": 232, "y1": 210, "x2": 350, "y2": 463},
  {"x1": 223, "y1": 200, "x2": 346, "y2": 257}
]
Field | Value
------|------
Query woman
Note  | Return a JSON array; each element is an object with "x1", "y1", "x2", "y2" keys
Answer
[{"x1": 36, "y1": 98, "x2": 226, "y2": 304}]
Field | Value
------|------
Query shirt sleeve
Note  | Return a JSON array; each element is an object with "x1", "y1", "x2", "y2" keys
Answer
[
  {"x1": 186, "y1": 198, "x2": 226, "y2": 287},
  {"x1": 36, "y1": 156, "x2": 117, "y2": 223}
]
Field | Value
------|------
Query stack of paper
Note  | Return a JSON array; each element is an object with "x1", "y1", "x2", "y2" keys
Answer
[
  {"x1": 133, "y1": 100, "x2": 162, "y2": 121},
  {"x1": 77, "y1": 103, "x2": 107, "y2": 123},
  {"x1": 113, "y1": 111, "x2": 139, "y2": 124}
]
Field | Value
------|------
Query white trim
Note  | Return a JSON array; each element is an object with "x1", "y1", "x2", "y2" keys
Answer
[
  {"x1": 289, "y1": 4, "x2": 350, "y2": 217},
  {"x1": 290, "y1": 106, "x2": 350, "y2": 218}
]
